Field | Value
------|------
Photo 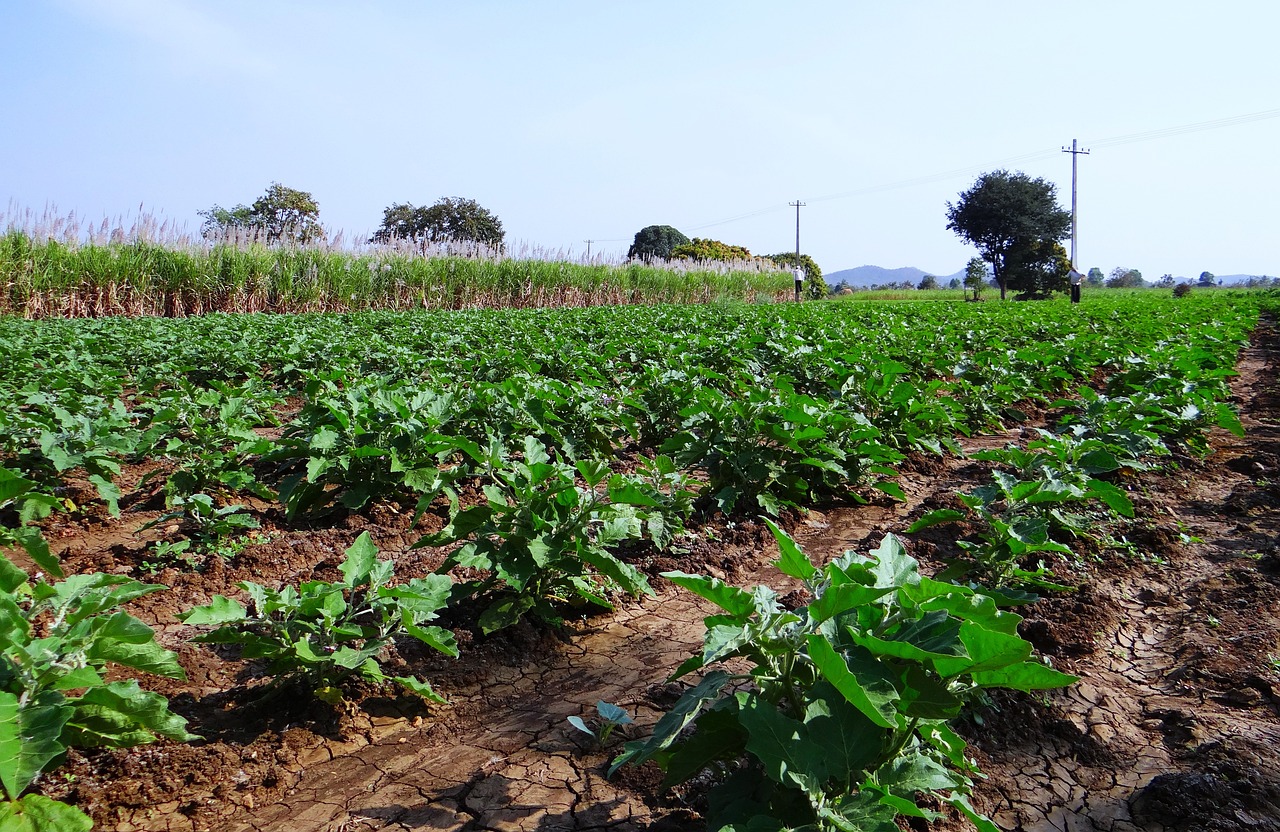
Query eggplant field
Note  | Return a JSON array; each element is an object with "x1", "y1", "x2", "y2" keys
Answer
[{"x1": 2, "y1": 292, "x2": 1279, "y2": 832}]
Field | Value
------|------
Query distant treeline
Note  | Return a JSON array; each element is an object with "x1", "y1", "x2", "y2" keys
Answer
[{"x1": 0, "y1": 231, "x2": 792, "y2": 319}]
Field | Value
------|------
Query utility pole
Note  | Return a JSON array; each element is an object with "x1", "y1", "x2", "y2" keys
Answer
[
  {"x1": 583, "y1": 239, "x2": 594, "y2": 261},
  {"x1": 1061, "y1": 139, "x2": 1090, "y2": 269},
  {"x1": 789, "y1": 200, "x2": 806, "y2": 301}
]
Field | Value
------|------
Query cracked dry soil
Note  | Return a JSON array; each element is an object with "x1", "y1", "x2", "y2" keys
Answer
[{"x1": 35, "y1": 319, "x2": 1280, "y2": 832}]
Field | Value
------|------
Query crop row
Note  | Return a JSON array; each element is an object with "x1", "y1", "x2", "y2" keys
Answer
[{"x1": 0, "y1": 231, "x2": 793, "y2": 318}]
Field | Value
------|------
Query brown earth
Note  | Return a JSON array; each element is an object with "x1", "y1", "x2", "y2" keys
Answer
[{"x1": 25, "y1": 321, "x2": 1280, "y2": 832}]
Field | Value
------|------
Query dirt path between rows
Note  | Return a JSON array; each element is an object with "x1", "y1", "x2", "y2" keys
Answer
[{"x1": 52, "y1": 319, "x2": 1280, "y2": 832}]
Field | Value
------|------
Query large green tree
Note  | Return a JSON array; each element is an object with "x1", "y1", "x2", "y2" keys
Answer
[
  {"x1": 766, "y1": 252, "x2": 825, "y2": 299},
  {"x1": 200, "y1": 182, "x2": 324, "y2": 244},
  {"x1": 945, "y1": 170, "x2": 1071, "y2": 300},
  {"x1": 1003, "y1": 238, "x2": 1072, "y2": 298},
  {"x1": 370, "y1": 197, "x2": 505, "y2": 250},
  {"x1": 627, "y1": 225, "x2": 690, "y2": 260},
  {"x1": 1106, "y1": 267, "x2": 1145, "y2": 288},
  {"x1": 964, "y1": 256, "x2": 989, "y2": 298},
  {"x1": 670, "y1": 237, "x2": 752, "y2": 262}
]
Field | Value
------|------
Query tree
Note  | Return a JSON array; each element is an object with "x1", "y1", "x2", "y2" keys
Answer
[
  {"x1": 964, "y1": 256, "x2": 988, "y2": 299},
  {"x1": 1086, "y1": 267, "x2": 1105, "y2": 287},
  {"x1": 1155, "y1": 273, "x2": 1176, "y2": 288},
  {"x1": 627, "y1": 225, "x2": 689, "y2": 260},
  {"x1": 200, "y1": 182, "x2": 324, "y2": 244},
  {"x1": 917, "y1": 274, "x2": 939, "y2": 291},
  {"x1": 767, "y1": 252, "x2": 825, "y2": 300},
  {"x1": 1106, "y1": 267, "x2": 1145, "y2": 288},
  {"x1": 945, "y1": 170, "x2": 1071, "y2": 300},
  {"x1": 670, "y1": 237, "x2": 752, "y2": 261},
  {"x1": 946, "y1": 277, "x2": 962, "y2": 289},
  {"x1": 1004, "y1": 239, "x2": 1071, "y2": 299},
  {"x1": 370, "y1": 197, "x2": 505, "y2": 250},
  {"x1": 1198, "y1": 271, "x2": 1216, "y2": 287}
]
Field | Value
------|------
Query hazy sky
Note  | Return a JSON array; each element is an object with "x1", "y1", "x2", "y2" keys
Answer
[{"x1": 4, "y1": 1, "x2": 1277, "y2": 278}]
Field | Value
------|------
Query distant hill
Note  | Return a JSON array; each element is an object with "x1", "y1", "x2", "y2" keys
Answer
[
  {"x1": 824, "y1": 267, "x2": 1275, "y2": 290},
  {"x1": 825, "y1": 265, "x2": 967, "y2": 288}
]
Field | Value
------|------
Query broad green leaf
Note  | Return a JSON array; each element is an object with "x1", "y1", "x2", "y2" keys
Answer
[
  {"x1": 0, "y1": 557, "x2": 28, "y2": 594},
  {"x1": 415, "y1": 505, "x2": 494, "y2": 547},
  {"x1": 0, "y1": 793, "x2": 93, "y2": 832},
  {"x1": 11, "y1": 529, "x2": 60, "y2": 581},
  {"x1": 907, "y1": 509, "x2": 966, "y2": 533},
  {"x1": 972, "y1": 660, "x2": 1078, "y2": 692},
  {"x1": 873, "y1": 481, "x2": 906, "y2": 501},
  {"x1": 914, "y1": 589, "x2": 1022, "y2": 636},
  {"x1": 943, "y1": 792, "x2": 1000, "y2": 832},
  {"x1": 64, "y1": 680, "x2": 196, "y2": 747},
  {"x1": 1215, "y1": 403, "x2": 1245, "y2": 436},
  {"x1": 933, "y1": 620, "x2": 1032, "y2": 678},
  {"x1": 179, "y1": 595, "x2": 247, "y2": 626},
  {"x1": 702, "y1": 623, "x2": 752, "y2": 665},
  {"x1": 382, "y1": 574, "x2": 453, "y2": 616},
  {"x1": 578, "y1": 548, "x2": 651, "y2": 597},
  {"x1": 1086, "y1": 479, "x2": 1135, "y2": 517},
  {"x1": 809, "y1": 583, "x2": 893, "y2": 624},
  {"x1": 853, "y1": 611, "x2": 966, "y2": 662},
  {"x1": 921, "y1": 720, "x2": 972, "y2": 771},
  {"x1": 0, "y1": 469, "x2": 36, "y2": 503},
  {"x1": 393, "y1": 675, "x2": 447, "y2": 704},
  {"x1": 309, "y1": 426, "x2": 340, "y2": 450},
  {"x1": 895, "y1": 665, "x2": 965, "y2": 720},
  {"x1": 822, "y1": 790, "x2": 901, "y2": 832},
  {"x1": 661, "y1": 572, "x2": 755, "y2": 617},
  {"x1": 50, "y1": 667, "x2": 103, "y2": 692},
  {"x1": 1079, "y1": 448, "x2": 1121, "y2": 474},
  {"x1": 478, "y1": 595, "x2": 537, "y2": 634},
  {"x1": 763, "y1": 518, "x2": 815, "y2": 581},
  {"x1": 805, "y1": 635, "x2": 897, "y2": 729},
  {"x1": 575, "y1": 459, "x2": 610, "y2": 487},
  {"x1": 87, "y1": 475, "x2": 121, "y2": 518},
  {"x1": 874, "y1": 749, "x2": 966, "y2": 794},
  {"x1": 402, "y1": 622, "x2": 459, "y2": 657},
  {"x1": 607, "y1": 481, "x2": 660, "y2": 507},
  {"x1": 339, "y1": 532, "x2": 378, "y2": 587},
  {"x1": 866, "y1": 534, "x2": 919, "y2": 590},
  {"x1": 801, "y1": 682, "x2": 888, "y2": 784},
  {"x1": 0, "y1": 691, "x2": 71, "y2": 801},
  {"x1": 736, "y1": 693, "x2": 825, "y2": 787},
  {"x1": 661, "y1": 703, "x2": 746, "y2": 787}
]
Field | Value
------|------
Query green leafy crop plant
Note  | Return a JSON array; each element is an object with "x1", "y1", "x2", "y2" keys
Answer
[
  {"x1": 0, "y1": 548, "x2": 194, "y2": 831},
  {"x1": 267, "y1": 374, "x2": 483, "y2": 519},
  {"x1": 661, "y1": 380, "x2": 904, "y2": 516},
  {"x1": 418, "y1": 436, "x2": 687, "y2": 633},
  {"x1": 612, "y1": 521, "x2": 1076, "y2": 832},
  {"x1": 180, "y1": 532, "x2": 457, "y2": 704}
]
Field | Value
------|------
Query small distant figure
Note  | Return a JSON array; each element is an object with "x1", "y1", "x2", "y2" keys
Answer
[{"x1": 1068, "y1": 269, "x2": 1083, "y2": 304}]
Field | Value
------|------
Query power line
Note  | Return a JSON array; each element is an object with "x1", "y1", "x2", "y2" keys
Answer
[{"x1": 669, "y1": 105, "x2": 1280, "y2": 233}]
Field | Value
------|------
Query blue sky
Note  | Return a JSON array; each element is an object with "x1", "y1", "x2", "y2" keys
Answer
[{"x1": 3, "y1": 1, "x2": 1277, "y2": 278}]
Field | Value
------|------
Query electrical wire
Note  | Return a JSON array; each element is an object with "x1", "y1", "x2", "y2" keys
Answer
[{"x1": 645, "y1": 106, "x2": 1280, "y2": 237}]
